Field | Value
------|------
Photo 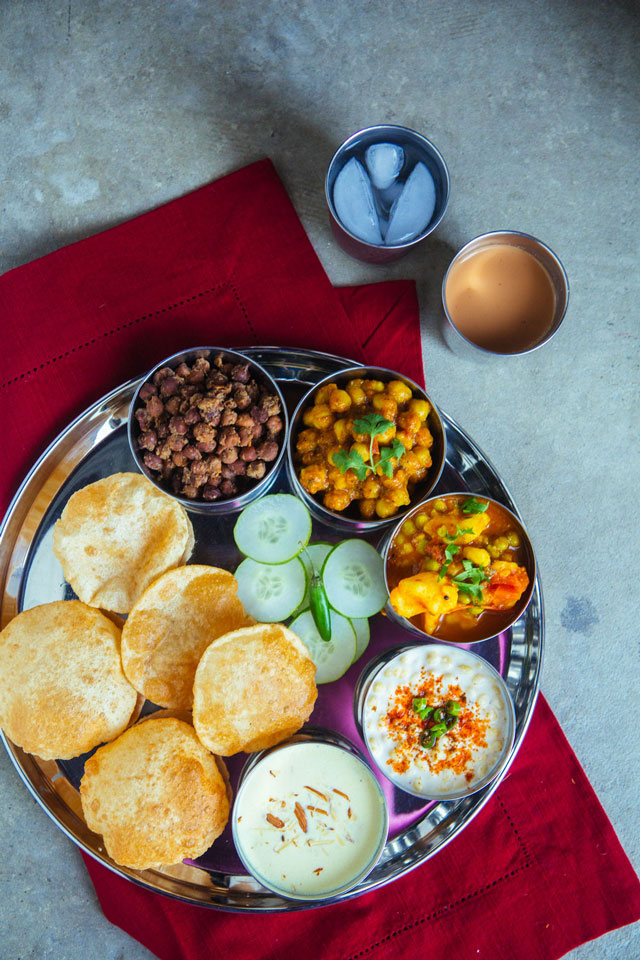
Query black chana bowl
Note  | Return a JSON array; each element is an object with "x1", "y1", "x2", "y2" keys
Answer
[{"x1": 128, "y1": 347, "x2": 288, "y2": 515}]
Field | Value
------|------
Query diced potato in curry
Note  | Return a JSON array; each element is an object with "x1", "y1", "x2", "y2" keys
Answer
[{"x1": 389, "y1": 571, "x2": 459, "y2": 635}]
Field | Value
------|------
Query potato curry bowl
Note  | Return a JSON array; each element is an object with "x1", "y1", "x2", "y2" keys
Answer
[
  {"x1": 383, "y1": 493, "x2": 536, "y2": 644},
  {"x1": 287, "y1": 366, "x2": 445, "y2": 530}
]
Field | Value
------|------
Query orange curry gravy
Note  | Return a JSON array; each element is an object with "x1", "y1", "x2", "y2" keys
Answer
[{"x1": 386, "y1": 495, "x2": 531, "y2": 643}]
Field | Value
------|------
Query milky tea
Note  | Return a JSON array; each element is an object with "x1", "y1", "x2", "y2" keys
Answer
[{"x1": 444, "y1": 243, "x2": 556, "y2": 354}]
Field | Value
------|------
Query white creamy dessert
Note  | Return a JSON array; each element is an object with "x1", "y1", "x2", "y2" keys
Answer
[
  {"x1": 362, "y1": 645, "x2": 513, "y2": 799},
  {"x1": 233, "y1": 740, "x2": 387, "y2": 899}
]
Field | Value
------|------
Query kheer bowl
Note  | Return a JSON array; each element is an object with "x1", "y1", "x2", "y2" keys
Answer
[
  {"x1": 128, "y1": 347, "x2": 288, "y2": 515},
  {"x1": 232, "y1": 728, "x2": 389, "y2": 902},
  {"x1": 380, "y1": 492, "x2": 536, "y2": 644},
  {"x1": 286, "y1": 365, "x2": 445, "y2": 532},
  {"x1": 354, "y1": 644, "x2": 516, "y2": 801}
]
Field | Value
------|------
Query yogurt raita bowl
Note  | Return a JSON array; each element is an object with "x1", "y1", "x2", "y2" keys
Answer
[
  {"x1": 232, "y1": 729, "x2": 388, "y2": 901},
  {"x1": 355, "y1": 644, "x2": 515, "y2": 801}
]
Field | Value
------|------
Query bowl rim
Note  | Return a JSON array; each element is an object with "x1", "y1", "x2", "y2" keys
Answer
[
  {"x1": 325, "y1": 123, "x2": 451, "y2": 251},
  {"x1": 127, "y1": 345, "x2": 289, "y2": 513},
  {"x1": 354, "y1": 642, "x2": 516, "y2": 801},
  {"x1": 286, "y1": 364, "x2": 446, "y2": 531},
  {"x1": 231, "y1": 727, "x2": 389, "y2": 901},
  {"x1": 380, "y1": 491, "x2": 537, "y2": 644}
]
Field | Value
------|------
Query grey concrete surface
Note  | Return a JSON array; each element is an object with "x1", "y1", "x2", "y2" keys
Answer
[{"x1": 0, "y1": 1, "x2": 638, "y2": 958}]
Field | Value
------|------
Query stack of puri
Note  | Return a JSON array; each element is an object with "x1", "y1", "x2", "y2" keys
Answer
[{"x1": 0, "y1": 471, "x2": 318, "y2": 870}]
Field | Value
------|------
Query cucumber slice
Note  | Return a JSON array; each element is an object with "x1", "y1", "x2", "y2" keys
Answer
[
  {"x1": 297, "y1": 542, "x2": 335, "y2": 612},
  {"x1": 233, "y1": 494, "x2": 312, "y2": 564},
  {"x1": 235, "y1": 556, "x2": 307, "y2": 622},
  {"x1": 322, "y1": 539, "x2": 388, "y2": 619},
  {"x1": 289, "y1": 609, "x2": 356, "y2": 683},
  {"x1": 350, "y1": 618, "x2": 370, "y2": 662}
]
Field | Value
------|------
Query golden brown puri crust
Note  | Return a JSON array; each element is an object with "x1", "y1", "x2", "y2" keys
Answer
[
  {"x1": 121, "y1": 565, "x2": 251, "y2": 710},
  {"x1": 192, "y1": 624, "x2": 317, "y2": 756},
  {"x1": 80, "y1": 717, "x2": 230, "y2": 869},
  {"x1": 0, "y1": 601, "x2": 137, "y2": 760},
  {"x1": 52, "y1": 472, "x2": 193, "y2": 613}
]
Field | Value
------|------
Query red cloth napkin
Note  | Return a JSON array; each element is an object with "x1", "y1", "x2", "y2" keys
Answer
[{"x1": 2, "y1": 159, "x2": 638, "y2": 960}]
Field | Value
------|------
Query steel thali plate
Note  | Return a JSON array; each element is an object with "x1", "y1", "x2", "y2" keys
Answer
[{"x1": 0, "y1": 346, "x2": 543, "y2": 911}]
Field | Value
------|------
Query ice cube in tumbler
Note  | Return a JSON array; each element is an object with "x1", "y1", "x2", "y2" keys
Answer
[
  {"x1": 332, "y1": 157, "x2": 383, "y2": 245},
  {"x1": 365, "y1": 143, "x2": 404, "y2": 190},
  {"x1": 385, "y1": 162, "x2": 436, "y2": 245}
]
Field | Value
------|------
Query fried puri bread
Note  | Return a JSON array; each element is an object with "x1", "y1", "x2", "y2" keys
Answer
[
  {"x1": 52, "y1": 472, "x2": 194, "y2": 613},
  {"x1": 80, "y1": 717, "x2": 230, "y2": 869},
  {"x1": 121, "y1": 565, "x2": 251, "y2": 710},
  {"x1": 0, "y1": 601, "x2": 137, "y2": 760},
  {"x1": 192, "y1": 623, "x2": 317, "y2": 755}
]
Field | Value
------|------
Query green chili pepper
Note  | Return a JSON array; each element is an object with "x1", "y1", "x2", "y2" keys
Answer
[
  {"x1": 300, "y1": 544, "x2": 332, "y2": 642},
  {"x1": 420, "y1": 731, "x2": 437, "y2": 749},
  {"x1": 309, "y1": 571, "x2": 332, "y2": 641}
]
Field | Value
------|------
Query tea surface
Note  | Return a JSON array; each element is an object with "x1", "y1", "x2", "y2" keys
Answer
[{"x1": 445, "y1": 244, "x2": 556, "y2": 353}]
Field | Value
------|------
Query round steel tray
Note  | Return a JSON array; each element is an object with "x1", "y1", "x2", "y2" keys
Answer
[{"x1": 0, "y1": 346, "x2": 543, "y2": 911}]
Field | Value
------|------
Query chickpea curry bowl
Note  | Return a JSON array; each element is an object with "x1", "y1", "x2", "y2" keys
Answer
[
  {"x1": 128, "y1": 347, "x2": 288, "y2": 513},
  {"x1": 287, "y1": 366, "x2": 445, "y2": 530},
  {"x1": 382, "y1": 494, "x2": 536, "y2": 644}
]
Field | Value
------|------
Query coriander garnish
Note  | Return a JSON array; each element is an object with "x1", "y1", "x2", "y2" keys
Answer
[
  {"x1": 444, "y1": 525, "x2": 474, "y2": 541},
  {"x1": 451, "y1": 559, "x2": 489, "y2": 603},
  {"x1": 438, "y1": 541, "x2": 460, "y2": 580},
  {"x1": 461, "y1": 497, "x2": 489, "y2": 514},
  {"x1": 332, "y1": 413, "x2": 405, "y2": 480}
]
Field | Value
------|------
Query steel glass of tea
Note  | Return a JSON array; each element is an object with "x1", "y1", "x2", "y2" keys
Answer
[{"x1": 442, "y1": 231, "x2": 569, "y2": 358}]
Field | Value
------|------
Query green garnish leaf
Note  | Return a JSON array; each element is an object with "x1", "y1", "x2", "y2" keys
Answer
[
  {"x1": 377, "y1": 438, "x2": 406, "y2": 477},
  {"x1": 331, "y1": 448, "x2": 368, "y2": 482},
  {"x1": 353, "y1": 413, "x2": 393, "y2": 439},
  {"x1": 444, "y1": 525, "x2": 474, "y2": 542},
  {"x1": 452, "y1": 561, "x2": 488, "y2": 586},
  {"x1": 438, "y1": 541, "x2": 460, "y2": 580},
  {"x1": 333, "y1": 414, "x2": 405, "y2": 481},
  {"x1": 452, "y1": 560, "x2": 488, "y2": 602},
  {"x1": 462, "y1": 497, "x2": 489, "y2": 514},
  {"x1": 456, "y1": 581, "x2": 485, "y2": 602},
  {"x1": 445, "y1": 543, "x2": 460, "y2": 562}
]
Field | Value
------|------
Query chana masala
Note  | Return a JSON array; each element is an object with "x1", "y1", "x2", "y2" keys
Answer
[
  {"x1": 387, "y1": 495, "x2": 531, "y2": 642},
  {"x1": 295, "y1": 377, "x2": 435, "y2": 520}
]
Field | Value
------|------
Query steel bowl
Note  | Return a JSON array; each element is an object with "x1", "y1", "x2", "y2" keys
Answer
[
  {"x1": 353, "y1": 643, "x2": 516, "y2": 801},
  {"x1": 379, "y1": 492, "x2": 536, "y2": 643},
  {"x1": 231, "y1": 727, "x2": 389, "y2": 902},
  {"x1": 286, "y1": 365, "x2": 446, "y2": 533},
  {"x1": 128, "y1": 346, "x2": 288, "y2": 515},
  {"x1": 441, "y1": 230, "x2": 569, "y2": 359},
  {"x1": 326, "y1": 124, "x2": 450, "y2": 264}
]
